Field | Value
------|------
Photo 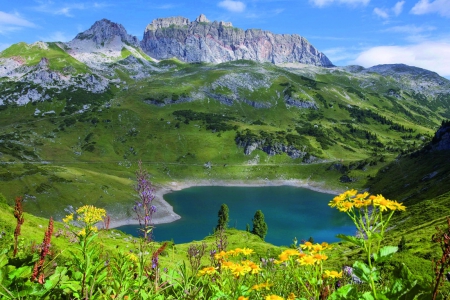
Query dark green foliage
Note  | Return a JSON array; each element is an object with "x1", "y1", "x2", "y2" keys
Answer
[
  {"x1": 173, "y1": 110, "x2": 236, "y2": 132},
  {"x1": 252, "y1": 210, "x2": 268, "y2": 240},
  {"x1": 216, "y1": 203, "x2": 229, "y2": 231},
  {"x1": 398, "y1": 235, "x2": 407, "y2": 252}
]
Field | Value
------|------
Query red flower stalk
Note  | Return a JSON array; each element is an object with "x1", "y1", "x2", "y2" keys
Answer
[
  {"x1": 13, "y1": 196, "x2": 24, "y2": 257},
  {"x1": 432, "y1": 216, "x2": 450, "y2": 300},
  {"x1": 31, "y1": 217, "x2": 54, "y2": 283},
  {"x1": 151, "y1": 242, "x2": 168, "y2": 270},
  {"x1": 103, "y1": 215, "x2": 111, "y2": 230}
]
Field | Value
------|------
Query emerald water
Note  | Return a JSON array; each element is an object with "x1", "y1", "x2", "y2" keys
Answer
[{"x1": 116, "y1": 186, "x2": 355, "y2": 246}]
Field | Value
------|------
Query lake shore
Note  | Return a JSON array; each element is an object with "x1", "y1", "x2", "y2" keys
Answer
[{"x1": 108, "y1": 179, "x2": 344, "y2": 229}]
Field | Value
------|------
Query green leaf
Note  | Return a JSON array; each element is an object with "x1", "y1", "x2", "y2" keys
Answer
[
  {"x1": 361, "y1": 292, "x2": 376, "y2": 300},
  {"x1": 336, "y1": 234, "x2": 365, "y2": 247},
  {"x1": 353, "y1": 261, "x2": 379, "y2": 282},
  {"x1": 8, "y1": 266, "x2": 31, "y2": 280},
  {"x1": 328, "y1": 285, "x2": 356, "y2": 299},
  {"x1": 373, "y1": 246, "x2": 398, "y2": 263}
]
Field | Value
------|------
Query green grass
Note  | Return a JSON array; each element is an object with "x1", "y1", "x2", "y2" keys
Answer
[{"x1": 0, "y1": 42, "x2": 88, "y2": 73}]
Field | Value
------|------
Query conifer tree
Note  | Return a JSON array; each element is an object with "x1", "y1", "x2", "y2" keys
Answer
[
  {"x1": 216, "y1": 203, "x2": 229, "y2": 231},
  {"x1": 252, "y1": 210, "x2": 268, "y2": 240}
]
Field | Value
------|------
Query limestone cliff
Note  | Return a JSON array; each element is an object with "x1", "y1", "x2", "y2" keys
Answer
[{"x1": 141, "y1": 14, "x2": 333, "y2": 66}]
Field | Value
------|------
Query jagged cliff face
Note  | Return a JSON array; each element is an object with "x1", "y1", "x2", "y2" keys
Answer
[
  {"x1": 141, "y1": 14, "x2": 333, "y2": 66},
  {"x1": 69, "y1": 18, "x2": 140, "y2": 49}
]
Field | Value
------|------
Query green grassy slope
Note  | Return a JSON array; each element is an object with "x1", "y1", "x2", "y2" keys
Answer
[
  {"x1": 0, "y1": 42, "x2": 88, "y2": 73},
  {"x1": 0, "y1": 61, "x2": 448, "y2": 220}
]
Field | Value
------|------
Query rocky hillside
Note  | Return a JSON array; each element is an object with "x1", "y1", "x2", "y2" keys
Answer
[{"x1": 141, "y1": 14, "x2": 333, "y2": 66}]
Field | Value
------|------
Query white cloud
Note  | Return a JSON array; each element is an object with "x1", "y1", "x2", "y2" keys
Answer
[
  {"x1": 322, "y1": 47, "x2": 362, "y2": 62},
  {"x1": 373, "y1": 7, "x2": 389, "y2": 18},
  {"x1": 374, "y1": 1, "x2": 405, "y2": 19},
  {"x1": 383, "y1": 24, "x2": 436, "y2": 34},
  {"x1": 309, "y1": 0, "x2": 370, "y2": 8},
  {"x1": 351, "y1": 41, "x2": 450, "y2": 77},
  {"x1": 38, "y1": 31, "x2": 72, "y2": 42},
  {"x1": 0, "y1": 11, "x2": 36, "y2": 27},
  {"x1": 218, "y1": 0, "x2": 246, "y2": 12},
  {"x1": 411, "y1": 0, "x2": 450, "y2": 17},
  {"x1": 393, "y1": 1, "x2": 405, "y2": 16}
]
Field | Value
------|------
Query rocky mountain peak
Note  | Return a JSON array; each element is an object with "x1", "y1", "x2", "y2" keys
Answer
[
  {"x1": 141, "y1": 15, "x2": 333, "y2": 66},
  {"x1": 195, "y1": 14, "x2": 210, "y2": 23},
  {"x1": 69, "y1": 18, "x2": 139, "y2": 48},
  {"x1": 145, "y1": 16, "x2": 190, "y2": 31}
]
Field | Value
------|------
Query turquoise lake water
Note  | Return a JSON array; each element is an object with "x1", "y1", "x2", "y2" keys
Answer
[{"x1": 116, "y1": 186, "x2": 355, "y2": 246}]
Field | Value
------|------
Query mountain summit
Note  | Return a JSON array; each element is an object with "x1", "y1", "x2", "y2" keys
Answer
[
  {"x1": 141, "y1": 14, "x2": 333, "y2": 66},
  {"x1": 69, "y1": 18, "x2": 140, "y2": 48}
]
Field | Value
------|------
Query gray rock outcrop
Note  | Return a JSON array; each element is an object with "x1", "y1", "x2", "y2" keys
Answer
[
  {"x1": 431, "y1": 122, "x2": 450, "y2": 151},
  {"x1": 69, "y1": 18, "x2": 140, "y2": 48},
  {"x1": 141, "y1": 14, "x2": 333, "y2": 66}
]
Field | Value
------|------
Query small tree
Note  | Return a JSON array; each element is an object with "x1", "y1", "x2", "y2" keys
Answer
[
  {"x1": 216, "y1": 203, "x2": 229, "y2": 231},
  {"x1": 252, "y1": 210, "x2": 268, "y2": 240}
]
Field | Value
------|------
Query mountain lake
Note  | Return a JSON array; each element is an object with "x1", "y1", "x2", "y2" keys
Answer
[{"x1": 116, "y1": 186, "x2": 355, "y2": 246}]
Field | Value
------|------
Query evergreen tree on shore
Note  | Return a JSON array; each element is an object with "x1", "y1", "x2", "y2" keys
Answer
[
  {"x1": 252, "y1": 210, "x2": 268, "y2": 240},
  {"x1": 216, "y1": 203, "x2": 229, "y2": 231}
]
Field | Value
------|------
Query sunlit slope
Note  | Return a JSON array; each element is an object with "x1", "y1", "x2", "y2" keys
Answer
[{"x1": 0, "y1": 60, "x2": 449, "y2": 219}]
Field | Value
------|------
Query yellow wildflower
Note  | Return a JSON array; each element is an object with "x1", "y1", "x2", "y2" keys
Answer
[
  {"x1": 312, "y1": 243, "x2": 324, "y2": 252},
  {"x1": 287, "y1": 293, "x2": 296, "y2": 300},
  {"x1": 321, "y1": 242, "x2": 331, "y2": 250},
  {"x1": 238, "y1": 297, "x2": 249, "y2": 300},
  {"x1": 338, "y1": 201, "x2": 354, "y2": 212},
  {"x1": 278, "y1": 249, "x2": 300, "y2": 261},
  {"x1": 230, "y1": 264, "x2": 250, "y2": 277},
  {"x1": 391, "y1": 201, "x2": 406, "y2": 211},
  {"x1": 128, "y1": 253, "x2": 138, "y2": 262},
  {"x1": 221, "y1": 261, "x2": 235, "y2": 270},
  {"x1": 241, "y1": 248, "x2": 254, "y2": 255},
  {"x1": 343, "y1": 189, "x2": 358, "y2": 197},
  {"x1": 324, "y1": 270, "x2": 343, "y2": 279},
  {"x1": 214, "y1": 250, "x2": 228, "y2": 260},
  {"x1": 300, "y1": 241, "x2": 313, "y2": 250},
  {"x1": 265, "y1": 295, "x2": 284, "y2": 300},
  {"x1": 242, "y1": 260, "x2": 261, "y2": 274},
  {"x1": 298, "y1": 255, "x2": 317, "y2": 266},
  {"x1": 63, "y1": 214, "x2": 73, "y2": 223},
  {"x1": 198, "y1": 266, "x2": 217, "y2": 276},
  {"x1": 313, "y1": 253, "x2": 328, "y2": 261},
  {"x1": 76, "y1": 205, "x2": 106, "y2": 226},
  {"x1": 78, "y1": 228, "x2": 86, "y2": 236},
  {"x1": 251, "y1": 281, "x2": 273, "y2": 291}
]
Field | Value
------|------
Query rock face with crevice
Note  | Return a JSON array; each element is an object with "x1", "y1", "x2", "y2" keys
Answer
[{"x1": 141, "y1": 14, "x2": 333, "y2": 66}]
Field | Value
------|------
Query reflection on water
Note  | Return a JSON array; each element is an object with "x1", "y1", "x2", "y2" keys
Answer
[{"x1": 117, "y1": 186, "x2": 355, "y2": 246}]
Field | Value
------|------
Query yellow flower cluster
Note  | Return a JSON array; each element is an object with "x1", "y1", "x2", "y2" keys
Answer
[
  {"x1": 275, "y1": 242, "x2": 331, "y2": 265},
  {"x1": 76, "y1": 205, "x2": 107, "y2": 226},
  {"x1": 214, "y1": 247, "x2": 254, "y2": 260},
  {"x1": 63, "y1": 214, "x2": 74, "y2": 223},
  {"x1": 222, "y1": 260, "x2": 262, "y2": 277},
  {"x1": 329, "y1": 190, "x2": 406, "y2": 212},
  {"x1": 265, "y1": 295, "x2": 284, "y2": 300},
  {"x1": 324, "y1": 270, "x2": 343, "y2": 279},
  {"x1": 198, "y1": 266, "x2": 217, "y2": 276},
  {"x1": 199, "y1": 248, "x2": 260, "y2": 278},
  {"x1": 251, "y1": 281, "x2": 273, "y2": 291},
  {"x1": 128, "y1": 253, "x2": 138, "y2": 262}
]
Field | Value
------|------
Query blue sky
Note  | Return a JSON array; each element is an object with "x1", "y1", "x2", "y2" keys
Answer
[{"x1": 1, "y1": 0, "x2": 450, "y2": 77}]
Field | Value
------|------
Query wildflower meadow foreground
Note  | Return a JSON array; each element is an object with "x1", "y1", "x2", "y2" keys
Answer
[{"x1": 0, "y1": 188, "x2": 448, "y2": 299}]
